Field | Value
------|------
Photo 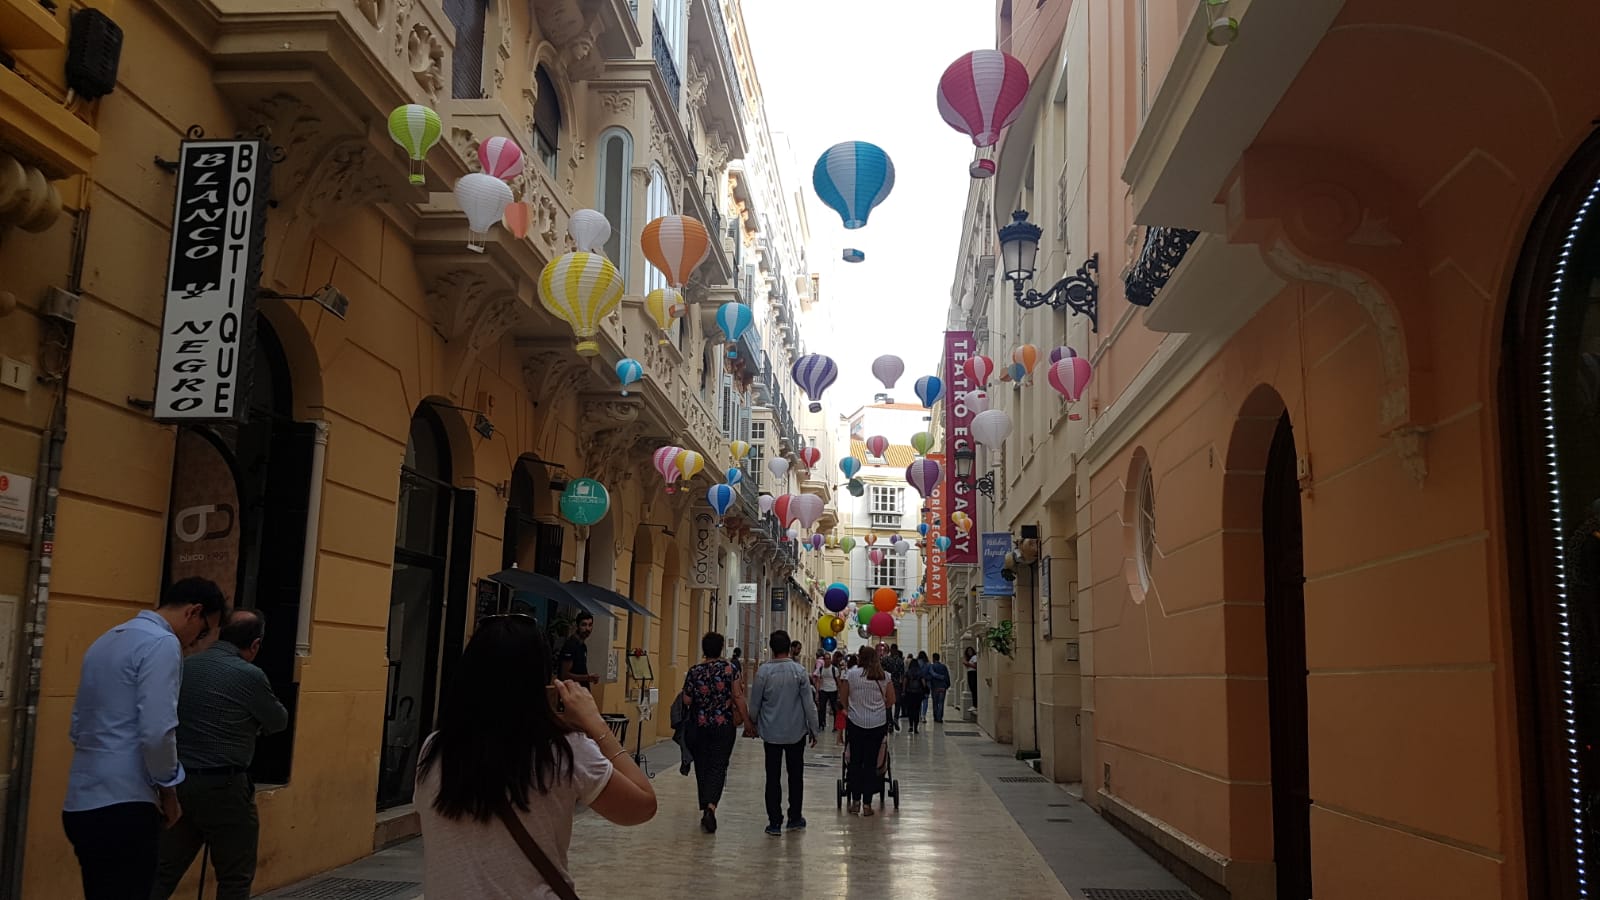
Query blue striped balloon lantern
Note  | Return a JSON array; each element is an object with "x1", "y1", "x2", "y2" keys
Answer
[
  {"x1": 707, "y1": 483, "x2": 735, "y2": 519},
  {"x1": 935, "y1": 535, "x2": 952, "y2": 552},
  {"x1": 918, "y1": 522, "x2": 929, "y2": 537},
  {"x1": 716, "y1": 302, "x2": 754, "y2": 357},
  {"x1": 791, "y1": 353, "x2": 838, "y2": 412},
  {"x1": 813, "y1": 141, "x2": 896, "y2": 229},
  {"x1": 839, "y1": 456, "x2": 862, "y2": 479},
  {"x1": 615, "y1": 358, "x2": 642, "y2": 396},
  {"x1": 726, "y1": 466, "x2": 744, "y2": 486},
  {"x1": 915, "y1": 375, "x2": 943, "y2": 409}
]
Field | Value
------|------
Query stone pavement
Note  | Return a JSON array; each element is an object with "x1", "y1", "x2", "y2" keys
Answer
[{"x1": 260, "y1": 721, "x2": 1195, "y2": 900}]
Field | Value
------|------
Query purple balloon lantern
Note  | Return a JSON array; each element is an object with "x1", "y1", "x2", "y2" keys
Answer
[
  {"x1": 905, "y1": 457, "x2": 941, "y2": 499},
  {"x1": 1049, "y1": 345, "x2": 1078, "y2": 364}
]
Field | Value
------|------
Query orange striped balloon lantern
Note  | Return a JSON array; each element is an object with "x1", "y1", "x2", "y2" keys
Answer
[{"x1": 641, "y1": 215, "x2": 711, "y2": 288}]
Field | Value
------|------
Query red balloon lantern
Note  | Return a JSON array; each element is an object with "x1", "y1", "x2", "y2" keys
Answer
[
  {"x1": 1047, "y1": 357, "x2": 1093, "y2": 402},
  {"x1": 937, "y1": 50, "x2": 1030, "y2": 178},
  {"x1": 799, "y1": 446, "x2": 822, "y2": 469}
]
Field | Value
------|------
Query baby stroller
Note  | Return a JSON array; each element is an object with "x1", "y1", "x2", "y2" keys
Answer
[{"x1": 836, "y1": 732, "x2": 899, "y2": 810}]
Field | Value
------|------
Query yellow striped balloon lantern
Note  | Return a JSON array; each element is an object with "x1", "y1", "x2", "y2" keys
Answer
[
  {"x1": 387, "y1": 104, "x2": 442, "y2": 186},
  {"x1": 538, "y1": 251, "x2": 624, "y2": 357},
  {"x1": 644, "y1": 287, "x2": 680, "y2": 345},
  {"x1": 729, "y1": 440, "x2": 751, "y2": 461},
  {"x1": 675, "y1": 449, "x2": 706, "y2": 481}
]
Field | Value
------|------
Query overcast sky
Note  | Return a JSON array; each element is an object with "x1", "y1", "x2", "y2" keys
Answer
[{"x1": 740, "y1": 1, "x2": 997, "y2": 431}]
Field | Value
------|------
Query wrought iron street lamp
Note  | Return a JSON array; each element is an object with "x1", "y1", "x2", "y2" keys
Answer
[
  {"x1": 953, "y1": 446, "x2": 975, "y2": 479},
  {"x1": 975, "y1": 471, "x2": 996, "y2": 499},
  {"x1": 999, "y1": 210, "x2": 1099, "y2": 332}
]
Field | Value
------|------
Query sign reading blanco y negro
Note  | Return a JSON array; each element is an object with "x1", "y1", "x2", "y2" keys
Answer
[
  {"x1": 689, "y1": 508, "x2": 721, "y2": 589},
  {"x1": 153, "y1": 140, "x2": 272, "y2": 423}
]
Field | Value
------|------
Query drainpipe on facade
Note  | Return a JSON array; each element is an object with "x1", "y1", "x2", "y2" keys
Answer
[{"x1": 294, "y1": 420, "x2": 329, "y2": 658}]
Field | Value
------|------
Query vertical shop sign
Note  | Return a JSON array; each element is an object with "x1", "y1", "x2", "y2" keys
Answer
[
  {"x1": 154, "y1": 140, "x2": 272, "y2": 422},
  {"x1": 981, "y1": 532, "x2": 1014, "y2": 597},
  {"x1": 690, "y1": 508, "x2": 721, "y2": 588},
  {"x1": 943, "y1": 331, "x2": 977, "y2": 564},
  {"x1": 924, "y1": 452, "x2": 947, "y2": 605}
]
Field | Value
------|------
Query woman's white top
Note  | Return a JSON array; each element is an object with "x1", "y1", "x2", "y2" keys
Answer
[
  {"x1": 416, "y1": 732, "x2": 614, "y2": 899},
  {"x1": 818, "y1": 662, "x2": 839, "y2": 692},
  {"x1": 842, "y1": 668, "x2": 890, "y2": 728}
]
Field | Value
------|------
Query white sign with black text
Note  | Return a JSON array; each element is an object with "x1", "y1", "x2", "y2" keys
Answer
[
  {"x1": 153, "y1": 140, "x2": 271, "y2": 422},
  {"x1": 689, "y1": 508, "x2": 721, "y2": 589},
  {"x1": 735, "y1": 582, "x2": 758, "y2": 605}
]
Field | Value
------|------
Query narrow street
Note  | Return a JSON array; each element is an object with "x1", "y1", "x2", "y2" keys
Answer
[{"x1": 263, "y1": 723, "x2": 1192, "y2": 900}]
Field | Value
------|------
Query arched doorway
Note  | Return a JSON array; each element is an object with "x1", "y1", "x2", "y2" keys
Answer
[
  {"x1": 502, "y1": 456, "x2": 568, "y2": 630},
  {"x1": 1503, "y1": 130, "x2": 1600, "y2": 899},
  {"x1": 378, "y1": 404, "x2": 471, "y2": 809},
  {"x1": 1262, "y1": 411, "x2": 1311, "y2": 900}
]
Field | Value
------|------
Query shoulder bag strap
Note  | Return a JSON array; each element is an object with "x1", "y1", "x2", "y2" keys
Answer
[{"x1": 495, "y1": 800, "x2": 581, "y2": 900}]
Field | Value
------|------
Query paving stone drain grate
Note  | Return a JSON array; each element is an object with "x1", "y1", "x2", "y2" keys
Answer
[
  {"x1": 280, "y1": 878, "x2": 421, "y2": 899},
  {"x1": 996, "y1": 775, "x2": 1049, "y2": 783},
  {"x1": 942, "y1": 730, "x2": 982, "y2": 736},
  {"x1": 1081, "y1": 883, "x2": 1196, "y2": 890}
]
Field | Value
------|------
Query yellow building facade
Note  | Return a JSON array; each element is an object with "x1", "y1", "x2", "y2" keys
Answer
[{"x1": 0, "y1": 0, "x2": 821, "y2": 895}]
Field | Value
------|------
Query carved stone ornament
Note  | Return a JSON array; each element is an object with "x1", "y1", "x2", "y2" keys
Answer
[
  {"x1": 407, "y1": 23, "x2": 445, "y2": 100},
  {"x1": 686, "y1": 55, "x2": 710, "y2": 107},
  {"x1": 355, "y1": 0, "x2": 393, "y2": 30},
  {"x1": 578, "y1": 394, "x2": 649, "y2": 485},
  {"x1": 427, "y1": 270, "x2": 522, "y2": 398},
  {"x1": 600, "y1": 90, "x2": 635, "y2": 115},
  {"x1": 451, "y1": 127, "x2": 482, "y2": 174},
  {"x1": 701, "y1": 134, "x2": 732, "y2": 175},
  {"x1": 260, "y1": 134, "x2": 394, "y2": 290},
  {"x1": 494, "y1": 15, "x2": 513, "y2": 95},
  {"x1": 393, "y1": 0, "x2": 411, "y2": 55},
  {"x1": 239, "y1": 93, "x2": 325, "y2": 196}
]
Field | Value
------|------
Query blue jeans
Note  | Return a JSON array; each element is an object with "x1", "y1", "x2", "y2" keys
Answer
[{"x1": 931, "y1": 687, "x2": 948, "y2": 722}]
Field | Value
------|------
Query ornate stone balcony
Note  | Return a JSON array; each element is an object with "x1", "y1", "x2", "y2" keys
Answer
[{"x1": 1123, "y1": 225, "x2": 1199, "y2": 308}]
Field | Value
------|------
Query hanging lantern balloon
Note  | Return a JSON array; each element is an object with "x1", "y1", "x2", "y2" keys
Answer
[
  {"x1": 810, "y1": 533, "x2": 825, "y2": 551},
  {"x1": 1050, "y1": 346, "x2": 1078, "y2": 364},
  {"x1": 936, "y1": 50, "x2": 1030, "y2": 178},
  {"x1": 965, "y1": 355, "x2": 995, "y2": 387},
  {"x1": 966, "y1": 389, "x2": 991, "y2": 413},
  {"x1": 707, "y1": 483, "x2": 735, "y2": 518},
  {"x1": 865, "y1": 533, "x2": 878, "y2": 546},
  {"x1": 872, "y1": 355, "x2": 905, "y2": 389},
  {"x1": 454, "y1": 173, "x2": 513, "y2": 252},
  {"x1": 888, "y1": 534, "x2": 902, "y2": 545},
  {"x1": 839, "y1": 456, "x2": 863, "y2": 479},
  {"x1": 821, "y1": 636, "x2": 838, "y2": 653},
  {"x1": 952, "y1": 512, "x2": 973, "y2": 534},
  {"x1": 868, "y1": 612, "x2": 895, "y2": 638},
  {"x1": 999, "y1": 367, "x2": 1014, "y2": 384},
  {"x1": 1013, "y1": 344, "x2": 1039, "y2": 376},
  {"x1": 503, "y1": 202, "x2": 532, "y2": 239},
  {"x1": 675, "y1": 449, "x2": 706, "y2": 481},
  {"x1": 869, "y1": 548, "x2": 884, "y2": 566},
  {"x1": 935, "y1": 535, "x2": 952, "y2": 552},
  {"x1": 812, "y1": 141, "x2": 895, "y2": 229},
  {"x1": 792, "y1": 494, "x2": 824, "y2": 529},
  {"x1": 915, "y1": 375, "x2": 943, "y2": 409},
  {"x1": 644, "y1": 288, "x2": 681, "y2": 345},
  {"x1": 857, "y1": 606, "x2": 875, "y2": 627},
  {"x1": 839, "y1": 536, "x2": 856, "y2": 555},
  {"x1": 478, "y1": 136, "x2": 524, "y2": 180},
  {"x1": 768, "y1": 457, "x2": 790, "y2": 481},
  {"x1": 758, "y1": 494, "x2": 775, "y2": 515},
  {"x1": 791, "y1": 353, "x2": 839, "y2": 413},
  {"x1": 799, "y1": 447, "x2": 822, "y2": 469},
  {"x1": 865, "y1": 435, "x2": 890, "y2": 459},
  {"x1": 388, "y1": 104, "x2": 442, "y2": 185},
  {"x1": 726, "y1": 467, "x2": 744, "y2": 486},
  {"x1": 917, "y1": 522, "x2": 929, "y2": 537},
  {"x1": 910, "y1": 431, "x2": 934, "y2": 457},
  {"x1": 729, "y1": 440, "x2": 751, "y2": 461},
  {"x1": 971, "y1": 408, "x2": 1013, "y2": 447},
  {"x1": 786, "y1": 527, "x2": 801, "y2": 542},
  {"x1": 873, "y1": 587, "x2": 898, "y2": 612},
  {"x1": 567, "y1": 208, "x2": 612, "y2": 255},
  {"x1": 652, "y1": 446, "x2": 683, "y2": 493},
  {"x1": 892, "y1": 539, "x2": 911, "y2": 554},
  {"x1": 716, "y1": 302, "x2": 755, "y2": 356},
  {"x1": 847, "y1": 477, "x2": 866, "y2": 497},
  {"x1": 615, "y1": 358, "x2": 642, "y2": 396},
  {"x1": 641, "y1": 215, "x2": 711, "y2": 287},
  {"x1": 906, "y1": 457, "x2": 941, "y2": 499},
  {"x1": 772, "y1": 494, "x2": 795, "y2": 527},
  {"x1": 824, "y1": 583, "x2": 850, "y2": 612},
  {"x1": 843, "y1": 248, "x2": 865, "y2": 263},
  {"x1": 538, "y1": 252, "x2": 624, "y2": 356},
  {"x1": 1008, "y1": 362, "x2": 1028, "y2": 382},
  {"x1": 1048, "y1": 357, "x2": 1094, "y2": 402}
]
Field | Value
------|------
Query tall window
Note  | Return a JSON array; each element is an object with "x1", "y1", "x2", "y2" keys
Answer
[
  {"x1": 596, "y1": 129, "x2": 632, "y2": 283},
  {"x1": 750, "y1": 420, "x2": 767, "y2": 443},
  {"x1": 445, "y1": 0, "x2": 488, "y2": 99},
  {"x1": 656, "y1": 0, "x2": 686, "y2": 67},
  {"x1": 719, "y1": 373, "x2": 736, "y2": 435},
  {"x1": 1135, "y1": 458, "x2": 1156, "y2": 591},
  {"x1": 746, "y1": 442, "x2": 764, "y2": 491},
  {"x1": 870, "y1": 485, "x2": 903, "y2": 529},
  {"x1": 533, "y1": 66, "x2": 561, "y2": 174},
  {"x1": 870, "y1": 554, "x2": 902, "y2": 590}
]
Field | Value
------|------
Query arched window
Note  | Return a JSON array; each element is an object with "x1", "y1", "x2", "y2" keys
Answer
[
  {"x1": 445, "y1": 0, "x2": 488, "y2": 99},
  {"x1": 533, "y1": 66, "x2": 562, "y2": 174},
  {"x1": 596, "y1": 128, "x2": 632, "y2": 284}
]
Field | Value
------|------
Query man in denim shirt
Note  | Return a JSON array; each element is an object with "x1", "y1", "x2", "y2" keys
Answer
[
  {"x1": 63, "y1": 577, "x2": 226, "y2": 900},
  {"x1": 745, "y1": 630, "x2": 816, "y2": 836}
]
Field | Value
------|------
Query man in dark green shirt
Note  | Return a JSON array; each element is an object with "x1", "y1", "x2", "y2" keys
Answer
[{"x1": 152, "y1": 609, "x2": 287, "y2": 900}]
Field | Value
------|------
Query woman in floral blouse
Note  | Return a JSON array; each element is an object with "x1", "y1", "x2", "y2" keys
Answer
[{"x1": 680, "y1": 632, "x2": 748, "y2": 833}]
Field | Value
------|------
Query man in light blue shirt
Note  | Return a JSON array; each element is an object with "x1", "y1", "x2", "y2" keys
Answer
[
  {"x1": 744, "y1": 630, "x2": 816, "y2": 836},
  {"x1": 62, "y1": 577, "x2": 226, "y2": 900}
]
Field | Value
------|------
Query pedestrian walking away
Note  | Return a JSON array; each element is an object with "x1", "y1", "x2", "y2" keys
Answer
[
  {"x1": 62, "y1": 577, "x2": 226, "y2": 900},
  {"x1": 152, "y1": 609, "x2": 288, "y2": 900},
  {"x1": 926, "y1": 654, "x2": 953, "y2": 724},
  {"x1": 839, "y1": 646, "x2": 895, "y2": 817},
  {"x1": 745, "y1": 630, "x2": 817, "y2": 836},
  {"x1": 915, "y1": 651, "x2": 931, "y2": 720},
  {"x1": 416, "y1": 614, "x2": 656, "y2": 899},
  {"x1": 680, "y1": 632, "x2": 747, "y2": 834},
  {"x1": 901, "y1": 657, "x2": 930, "y2": 735}
]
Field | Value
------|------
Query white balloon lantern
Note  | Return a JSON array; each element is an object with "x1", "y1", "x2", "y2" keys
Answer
[
  {"x1": 758, "y1": 494, "x2": 775, "y2": 515},
  {"x1": 971, "y1": 408, "x2": 1013, "y2": 447},
  {"x1": 792, "y1": 493, "x2": 824, "y2": 529},
  {"x1": 568, "y1": 209, "x2": 613, "y2": 255},
  {"x1": 454, "y1": 173, "x2": 513, "y2": 252},
  {"x1": 768, "y1": 457, "x2": 790, "y2": 480},
  {"x1": 965, "y1": 390, "x2": 991, "y2": 414}
]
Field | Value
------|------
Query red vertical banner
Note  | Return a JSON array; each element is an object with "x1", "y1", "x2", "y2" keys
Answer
[
  {"x1": 925, "y1": 452, "x2": 947, "y2": 605},
  {"x1": 942, "y1": 331, "x2": 977, "y2": 565}
]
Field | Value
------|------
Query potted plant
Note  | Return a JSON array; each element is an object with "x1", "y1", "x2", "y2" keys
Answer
[{"x1": 985, "y1": 620, "x2": 1015, "y2": 657}]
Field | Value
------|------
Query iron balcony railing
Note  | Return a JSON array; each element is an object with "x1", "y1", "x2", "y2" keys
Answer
[
  {"x1": 652, "y1": 15, "x2": 681, "y2": 107},
  {"x1": 1124, "y1": 225, "x2": 1199, "y2": 307},
  {"x1": 705, "y1": 0, "x2": 745, "y2": 112}
]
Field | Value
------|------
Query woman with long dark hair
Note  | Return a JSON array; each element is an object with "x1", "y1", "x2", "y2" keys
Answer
[
  {"x1": 901, "y1": 656, "x2": 929, "y2": 735},
  {"x1": 837, "y1": 645, "x2": 895, "y2": 816},
  {"x1": 416, "y1": 615, "x2": 656, "y2": 898},
  {"x1": 680, "y1": 631, "x2": 746, "y2": 833}
]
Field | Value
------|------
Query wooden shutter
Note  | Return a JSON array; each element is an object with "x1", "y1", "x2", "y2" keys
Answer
[{"x1": 447, "y1": 0, "x2": 487, "y2": 99}]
